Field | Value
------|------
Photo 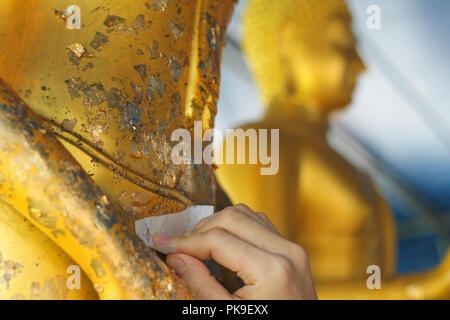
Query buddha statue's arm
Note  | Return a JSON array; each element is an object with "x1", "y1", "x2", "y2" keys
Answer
[
  {"x1": 316, "y1": 249, "x2": 450, "y2": 300},
  {"x1": 0, "y1": 199, "x2": 99, "y2": 300},
  {"x1": 0, "y1": 78, "x2": 193, "y2": 299}
]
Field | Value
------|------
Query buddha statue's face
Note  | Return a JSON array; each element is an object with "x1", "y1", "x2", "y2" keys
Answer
[{"x1": 281, "y1": 13, "x2": 366, "y2": 113}]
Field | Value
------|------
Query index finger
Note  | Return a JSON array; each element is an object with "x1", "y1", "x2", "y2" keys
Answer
[{"x1": 153, "y1": 229, "x2": 273, "y2": 287}]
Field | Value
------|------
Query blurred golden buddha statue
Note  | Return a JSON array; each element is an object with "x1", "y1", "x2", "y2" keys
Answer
[
  {"x1": 0, "y1": 0, "x2": 234, "y2": 299},
  {"x1": 216, "y1": 0, "x2": 450, "y2": 299}
]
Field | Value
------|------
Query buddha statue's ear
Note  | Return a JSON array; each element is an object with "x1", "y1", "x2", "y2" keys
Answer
[{"x1": 278, "y1": 25, "x2": 300, "y2": 98}]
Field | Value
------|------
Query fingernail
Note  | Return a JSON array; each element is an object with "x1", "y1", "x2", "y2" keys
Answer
[
  {"x1": 153, "y1": 232, "x2": 172, "y2": 246},
  {"x1": 167, "y1": 257, "x2": 186, "y2": 275}
]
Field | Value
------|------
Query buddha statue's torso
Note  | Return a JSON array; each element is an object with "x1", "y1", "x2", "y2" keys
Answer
[
  {"x1": 0, "y1": 0, "x2": 236, "y2": 218},
  {"x1": 216, "y1": 0, "x2": 450, "y2": 298},
  {"x1": 0, "y1": 0, "x2": 234, "y2": 299},
  {"x1": 213, "y1": 0, "x2": 396, "y2": 284},
  {"x1": 217, "y1": 111, "x2": 396, "y2": 282}
]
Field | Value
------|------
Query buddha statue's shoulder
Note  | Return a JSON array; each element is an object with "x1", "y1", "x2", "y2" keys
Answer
[{"x1": 239, "y1": 117, "x2": 379, "y2": 206}]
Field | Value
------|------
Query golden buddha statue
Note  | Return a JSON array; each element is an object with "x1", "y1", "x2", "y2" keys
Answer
[
  {"x1": 216, "y1": 0, "x2": 450, "y2": 299},
  {"x1": 0, "y1": 0, "x2": 235, "y2": 299}
]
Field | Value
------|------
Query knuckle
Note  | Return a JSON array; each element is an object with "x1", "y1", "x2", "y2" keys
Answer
[
  {"x1": 236, "y1": 242, "x2": 255, "y2": 270},
  {"x1": 239, "y1": 241, "x2": 254, "y2": 258},
  {"x1": 288, "y1": 243, "x2": 311, "y2": 271},
  {"x1": 270, "y1": 255, "x2": 294, "y2": 280},
  {"x1": 235, "y1": 203, "x2": 251, "y2": 212},
  {"x1": 192, "y1": 216, "x2": 209, "y2": 231},
  {"x1": 257, "y1": 212, "x2": 272, "y2": 225},
  {"x1": 291, "y1": 243, "x2": 309, "y2": 261},
  {"x1": 206, "y1": 228, "x2": 227, "y2": 242},
  {"x1": 257, "y1": 212, "x2": 280, "y2": 234},
  {"x1": 256, "y1": 211, "x2": 268, "y2": 220},
  {"x1": 220, "y1": 207, "x2": 243, "y2": 224}
]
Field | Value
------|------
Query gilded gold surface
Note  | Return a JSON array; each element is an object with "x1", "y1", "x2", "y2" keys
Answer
[
  {"x1": 0, "y1": 0, "x2": 234, "y2": 210},
  {"x1": 216, "y1": 0, "x2": 449, "y2": 299},
  {"x1": 0, "y1": 80, "x2": 194, "y2": 299},
  {"x1": 0, "y1": 0, "x2": 235, "y2": 299},
  {"x1": 0, "y1": 199, "x2": 98, "y2": 300}
]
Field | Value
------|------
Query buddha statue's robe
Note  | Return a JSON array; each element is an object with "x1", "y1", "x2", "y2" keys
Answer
[
  {"x1": 217, "y1": 112, "x2": 396, "y2": 282},
  {"x1": 216, "y1": 0, "x2": 449, "y2": 297},
  {"x1": 0, "y1": 0, "x2": 235, "y2": 299}
]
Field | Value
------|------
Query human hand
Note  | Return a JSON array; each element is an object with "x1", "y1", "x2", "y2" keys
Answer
[{"x1": 153, "y1": 204, "x2": 317, "y2": 300}]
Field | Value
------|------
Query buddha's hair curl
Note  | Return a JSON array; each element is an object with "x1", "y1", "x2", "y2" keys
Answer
[{"x1": 242, "y1": 0, "x2": 351, "y2": 106}]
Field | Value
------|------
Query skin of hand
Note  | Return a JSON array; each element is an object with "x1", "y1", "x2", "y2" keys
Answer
[{"x1": 153, "y1": 204, "x2": 318, "y2": 300}]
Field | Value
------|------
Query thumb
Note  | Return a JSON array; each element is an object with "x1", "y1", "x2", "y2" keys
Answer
[{"x1": 166, "y1": 253, "x2": 232, "y2": 300}]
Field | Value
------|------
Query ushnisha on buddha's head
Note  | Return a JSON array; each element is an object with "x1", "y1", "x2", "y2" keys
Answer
[{"x1": 243, "y1": 0, "x2": 366, "y2": 117}]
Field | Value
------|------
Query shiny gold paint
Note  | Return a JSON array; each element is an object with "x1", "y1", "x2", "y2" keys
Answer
[
  {"x1": 0, "y1": 0, "x2": 235, "y2": 299},
  {"x1": 0, "y1": 199, "x2": 98, "y2": 300},
  {"x1": 0, "y1": 80, "x2": 194, "y2": 299},
  {"x1": 318, "y1": 251, "x2": 450, "y2": 300},
  {"x1": 216, "y1": 0, "x2": 448, "y2": 299},
  {"x1": 0, "y1": 0, "x2": 234, "y2": 209}
]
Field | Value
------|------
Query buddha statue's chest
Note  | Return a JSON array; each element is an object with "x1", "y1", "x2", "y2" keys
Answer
[{"x1": 0, "y1": 0, "x2": 235, "y2": 214}]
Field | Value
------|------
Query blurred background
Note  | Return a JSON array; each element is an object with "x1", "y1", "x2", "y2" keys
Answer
[{"x1": 216, "y1": 0, "x2": 450, "y2": 274}]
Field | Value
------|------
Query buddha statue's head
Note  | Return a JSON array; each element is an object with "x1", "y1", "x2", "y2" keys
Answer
[{"x1": 243, "y1": 0, "x2": 366, "y2": 117}]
